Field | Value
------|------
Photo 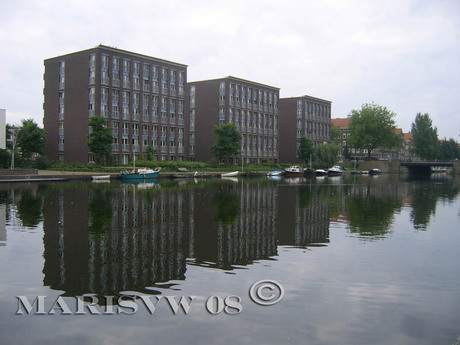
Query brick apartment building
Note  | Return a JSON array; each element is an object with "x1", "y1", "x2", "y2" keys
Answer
[
  {"x1": 43, "y1": 45, "x2": 188, "y2": 164},
  {"x1": 331, "y1": 117, "x2": 415, "y2": 161},
  {"x1": 188, "y1": 76, "x2": 280, "y2": 164},
  {"x1": 278, "y1": 95, "x2": 332, "y2": 163}
]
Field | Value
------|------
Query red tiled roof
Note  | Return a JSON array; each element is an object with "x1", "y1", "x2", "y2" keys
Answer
[
  {"x1": 331, "y1": 118, "x2": 350, "y2": 129},
  {"x1": 404, "y1": 133, "x2": 413, "y2": 141}
]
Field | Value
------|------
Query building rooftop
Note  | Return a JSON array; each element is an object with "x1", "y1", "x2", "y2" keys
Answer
[
  {"x1": 188, "y1": 75, "x2": 280, "y2": 90},
  {"x1": 331, "y1": 118, "x2": 350, "y2": 129},
  {"x1": 45, "y1": 44, "x2": 188, "y2": 68}
]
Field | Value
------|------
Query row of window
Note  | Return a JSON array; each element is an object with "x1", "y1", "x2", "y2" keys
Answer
[
  {"x1": 217, "y1": 83, "x2": 279, "y2": 109},
  {"x1": 89, "y1": 87, "x2": 186, "y2": 121},
  {"x1": 296, "y1": 121, "x2": 331, "y2": 138},
  {"x1": 296, "y1": 100, "x2": 331, "y2": 122},
  {"x1": 240, "y1": 135, "x2": 279, "y2": 151},
  {"x1": 90, "y1": 54, "x2": 185, "y2": 96},
  {"x1": 218, "y1": 109, "x2": 279, "y2": 129}
]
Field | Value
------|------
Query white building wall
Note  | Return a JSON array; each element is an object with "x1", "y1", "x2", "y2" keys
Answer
[{"x1": 0, "y1": 109, "x2": 5, "y2": 149}]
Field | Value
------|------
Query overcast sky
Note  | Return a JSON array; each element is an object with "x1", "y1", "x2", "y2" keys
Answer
[{"x1": 1, "y1": 0, "x2": 459, "y2": 139}]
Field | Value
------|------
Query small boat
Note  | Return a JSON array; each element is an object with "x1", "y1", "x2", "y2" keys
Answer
[
  {"x1": 284, "y1": 166, "x2": 304, "y2": 177},
  {"x1": 315, "y1": 169, "x2": 327, "y2": 176},
  {"x1": 121, "y1": 167, "x2": 161, "y2": 180},
  {"x1": 431, "y1": 167, "x2": 447, "y2": 173},
  {"x1": 267, "y1": 171, "x2": 283, "y2": 177},
  {"x1": 328, "y1": 165, "x2": 343, "y2": 176},
  {"x1": 221, "y1": 171, "x2": 239, "y2": 177},
  {"x1": 193, "y1": 171, "x2": 213, "y2": 178},
  {"x1": 368, "y1": 168, "x2": 381, "y2": 175},
  {"x1": 303, "y1": 168, "x2": 315, "y2": 176},
  {"x1": 91, "y1": 175, "x2": 110, "y2": 180}
]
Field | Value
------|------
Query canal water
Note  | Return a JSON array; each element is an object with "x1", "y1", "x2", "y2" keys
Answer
[{"x1": 0, "y1": 174, "x2": 459, "y2": 345}]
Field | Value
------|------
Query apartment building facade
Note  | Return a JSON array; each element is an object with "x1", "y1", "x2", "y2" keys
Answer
[
  {"x1": 279, "y1": 95, "x2": 332, "y2": 163},
  {"x1": 188, "y1": 76, "x2": 280, "y2": 163},
  {"x1": 43, "y1": 45, "x2": 188, "y2": 164},
  {"x1": 331, "y1": 118, "x2": 415, "y2": 161}
]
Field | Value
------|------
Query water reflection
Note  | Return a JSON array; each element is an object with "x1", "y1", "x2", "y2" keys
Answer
[{"x1": 1, "y1": 175, "x2": 458, "y2": 297}]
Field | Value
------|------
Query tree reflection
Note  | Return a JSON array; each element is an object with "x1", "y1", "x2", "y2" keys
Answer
[
  {"x1": 16, "y1": 190, "x2": 43, "y2": 228},
  {"x1": 346, "y1": 195, "x2": 402, "y2": 238},
  {"x1": 410, "y1": 178, "x2": 459, "y2": 230},
  {"x1": 88, "y1": 189, "x2": 112, "y2": 235},
  {"x1": 212, "y1": 185, "x2": 240, "y2": 225}
]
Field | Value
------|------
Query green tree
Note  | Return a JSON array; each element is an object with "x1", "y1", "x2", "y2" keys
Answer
[
  {"x1": 297, "y1": 136, "x2": 315, "y2": 163},
  {"x1": 16, "y1": 119, "x2": 46, "y2": 159},
  {"x1": 211, "y1": 123, "x2": 241, "y2": 162},
  {"x1": 347, "y1": 103, "x2": 402, "y2": 159},
  {"x1": 87, "y1": 116, "x2": 114, "y2": 165},
  {"x1": 330, "y1": 126, "x2": 342, "y2": 145},
  {"x1": 144, "y1": 146, "x2": 157, "y2": 160},
  {"x1": 411, "y1": 113, "x2": 440, "y2": 160},
  {"x1": 0, "y1": 149, "x2": 10, "y2": 168},
  {"x1": 343, "y1": 145, "x2": 351, "y2": 160},
  {"x1": 316, "y1": 142, "x2": 340, "y2": 168},
  {"x1": 439, "y1": 138, "x2": 459, "y2": 161}
]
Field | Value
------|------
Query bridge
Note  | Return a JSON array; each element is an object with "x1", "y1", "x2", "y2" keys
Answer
[{"x1": 401, "y1": 161, "x2": 454, "y2": 174}]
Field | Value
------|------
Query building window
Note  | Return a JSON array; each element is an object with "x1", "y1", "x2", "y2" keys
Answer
[
  {"x1": 123, "y1": 59, "x2": 130, "y2": 88},
  {"x1": 89, "y1": 54, "x2": 96, "y2": 85}
]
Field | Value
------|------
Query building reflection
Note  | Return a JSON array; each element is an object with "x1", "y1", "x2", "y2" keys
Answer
[
  {"x1": 192, "y1": 182, "x2": 279, "y2": 270},
  {"x1": 43, "y1": 185, "x2": 192, "y2": 296},
  {"x1": 40, "y1": 174, "x2": 460, "y2": 297},
  {"x1": 41, "y1": 180, "x2": 332, "y2": 296},
  {"x1": 278, "y1": 184, "x2": 330, "y2": 247}
]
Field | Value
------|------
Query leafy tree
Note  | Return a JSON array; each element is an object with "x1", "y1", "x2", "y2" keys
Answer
[
  {"x1": 87, "y1": 116, "x2": 114, "y2": 165},
  {"x1": 343, "y1": 145, "x2": 351, "y2": 160},
  {"x1": 347, "y1": 103, "x2": 402, "y2": 159},
  {"x1": 330, "y1": 126, "x2": 342, "y2": 145},
  {"x1": 0, "y1": 149, "x2": 10, "y2": 168},
  {"x1": 144, "y1": 146, "x2": 157, "y2": 160},
  {"x1": 211, "y1": 123, "x2": 241, "y2": 162},
  {"x1": 439, "y1": 138, "x2": 459, "y2": 161},
  {"x1": 16, "y1": 119, "x2": 46, "y2": 159},
  {"x1": 410, "y1": 113, "x2": 440, "y2": 160},
  {"x1": 316, "y1": 142, "x2": 340, "y2": 168},
  {"x1": 297, "y1": 136, "x2": 315, "y2": 163}
]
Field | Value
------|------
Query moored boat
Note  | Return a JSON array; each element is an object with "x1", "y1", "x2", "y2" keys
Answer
[
  {"x1": 221, "y1": 171, "x2": 239, "y2": 177},
  {"x1": 328, "y1": 165, "x2": 343, "y2": 176},
  {"x1": 368, "y1": 168, "x2": 381, "y2": 175},
  {"x1": 303, "y1": 168, "x2": 315, "y2": 176},
  {"x1": 121, "y1": 167, "x2": 161, "y2": 180},
  {"x1": 284, "y1": 166, "x2": 304, "y2": 177},
  {"x1": 91, "y1": 175, "x2": 110, "y2": 180},
  {"x1": 315, "y1": 169, "x2": 327, "y2": 176},
  {"x1": 267, "y1": 170, "x2": 283, "y2": 177}
]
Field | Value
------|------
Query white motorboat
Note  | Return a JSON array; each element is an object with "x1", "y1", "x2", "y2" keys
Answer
[
  {"x1": 284, "y1": 166, "x2": 304, "y2": 177},
  {"x1": 328, "y1": 165, "x2": 343, "y2": 176}
]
